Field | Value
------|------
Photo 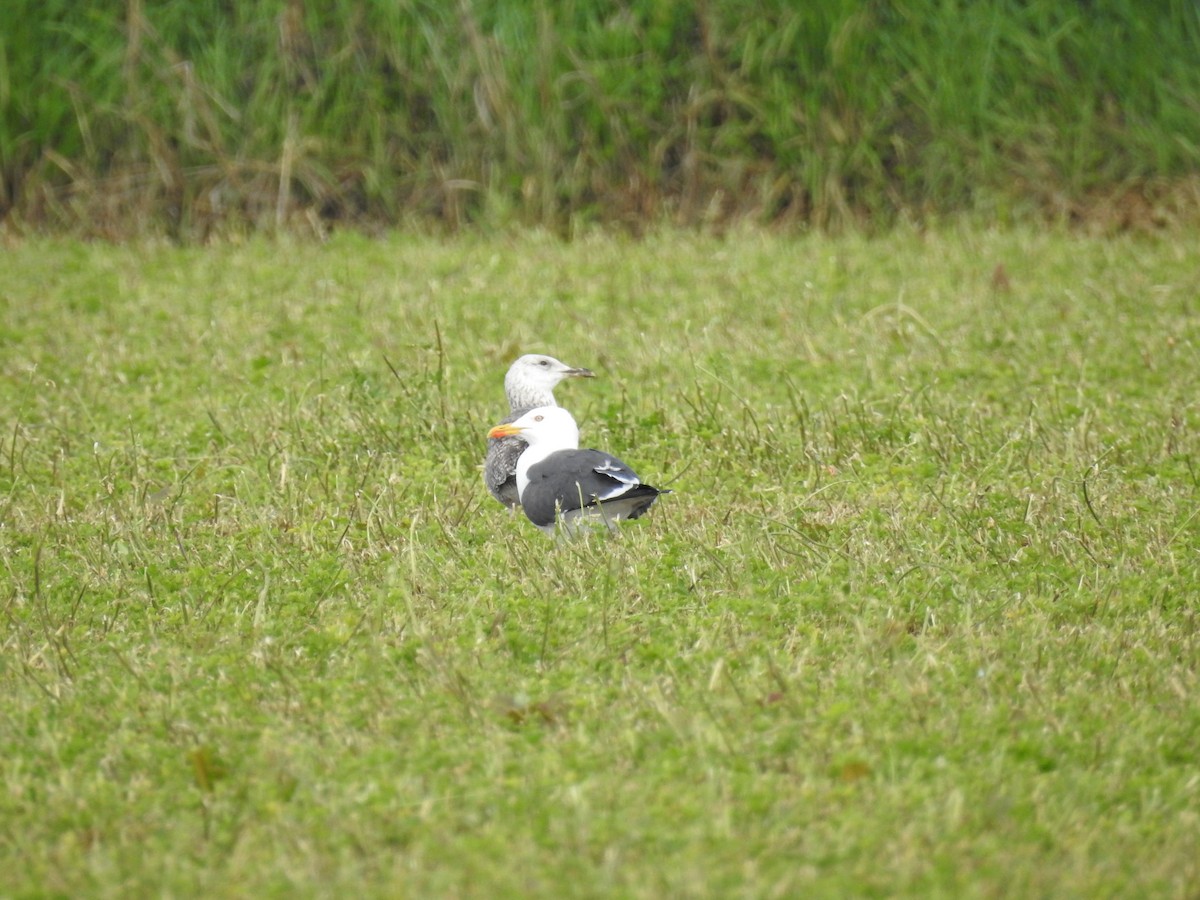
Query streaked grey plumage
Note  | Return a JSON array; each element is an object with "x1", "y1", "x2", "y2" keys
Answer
[
  {"x1": 485, "y1": 411, "x2": 528, "y2": 509},
  {"x1": 483, "y1": 354, "x2": 594, "y2": 508}
]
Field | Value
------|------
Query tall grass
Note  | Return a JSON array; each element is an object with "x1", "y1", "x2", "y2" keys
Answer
[{"x1": 2, "y1": 0, "x2": 1199, "y2": 237}]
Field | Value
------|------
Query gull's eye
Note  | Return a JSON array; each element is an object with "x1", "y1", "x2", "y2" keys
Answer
[
  {"x1": 538, "y1": 359, "x2": 550, "y2": 367},
  {"x1": 534, "y1": 415, "x2": 544, "y2": 422}
]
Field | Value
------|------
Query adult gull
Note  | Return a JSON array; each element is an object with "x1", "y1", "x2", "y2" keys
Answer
[
  {"x1": 487, "y1": 406, "x2": 668, "y2": 535},
  {"x1": 484, "y1": 354, "x2": 594, "y2": 509}
]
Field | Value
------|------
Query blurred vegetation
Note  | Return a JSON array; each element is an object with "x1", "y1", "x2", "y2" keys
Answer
[{"x1": 2, "y1": 0, "x2": 1199, "y2": 238}]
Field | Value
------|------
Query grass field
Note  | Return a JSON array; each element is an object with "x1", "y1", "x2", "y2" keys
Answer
[{"x1": 2, "y1": 227, "x2": 1198, "y2": 897}]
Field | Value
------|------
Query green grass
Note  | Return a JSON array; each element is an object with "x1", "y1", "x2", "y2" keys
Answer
[{"x1": 2, "y1": 227, "x2": 1199, "y2": 896}]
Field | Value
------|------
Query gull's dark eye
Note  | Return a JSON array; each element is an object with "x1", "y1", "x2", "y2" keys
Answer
[
  {"x1": 538, "y1": 359, "x2": 550, "y2": 367},
  {"x1": 534, "y1": 415, "x2": 544, "y2": 422}
]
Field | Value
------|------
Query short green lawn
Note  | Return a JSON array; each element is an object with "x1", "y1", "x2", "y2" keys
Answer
[{"x1": 2, "y1": 228, "x2": 1198, "y2": 897}]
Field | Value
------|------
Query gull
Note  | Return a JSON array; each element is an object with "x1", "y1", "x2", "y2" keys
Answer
[
  {"x1": 484, "y1": 354, "x2": 594, "y2": 508},
  {"x1": 487, "y1": 406, "x2": 668, "y2": 535}
]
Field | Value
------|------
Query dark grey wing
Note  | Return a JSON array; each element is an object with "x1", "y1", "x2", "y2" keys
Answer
[
  {"x1": 521, "y1": 449, "x2": 666, "y2": 527},
  {"x1": 483, "y1": 408, "x2": 530, "y2": 509}
]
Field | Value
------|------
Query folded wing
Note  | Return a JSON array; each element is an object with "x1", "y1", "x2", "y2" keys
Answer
[{"x1": 522, "y1": 449, "x2": 668, "y2": 530}]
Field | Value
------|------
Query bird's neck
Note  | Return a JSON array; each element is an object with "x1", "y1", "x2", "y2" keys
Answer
[
  {"x1": 506, "y1": 383, "x2": 558, "y2": 414},
  {"x1": 514, "y1": 434, "x2": 578, "y2": 493},
  {"x1": 515, "y1": 442, "x2": 551, "y2": 495}
]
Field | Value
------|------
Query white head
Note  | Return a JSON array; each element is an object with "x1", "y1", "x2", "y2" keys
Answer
[
  {"x1": 488, "y1": 406, "x2": 582, "y2": 499},
  {"x1": 488, "y1": 405, "x2": 581, "y2": 453},
  {"x1": 503, "y1": 354, "x2": 594, "y2": 411}
]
